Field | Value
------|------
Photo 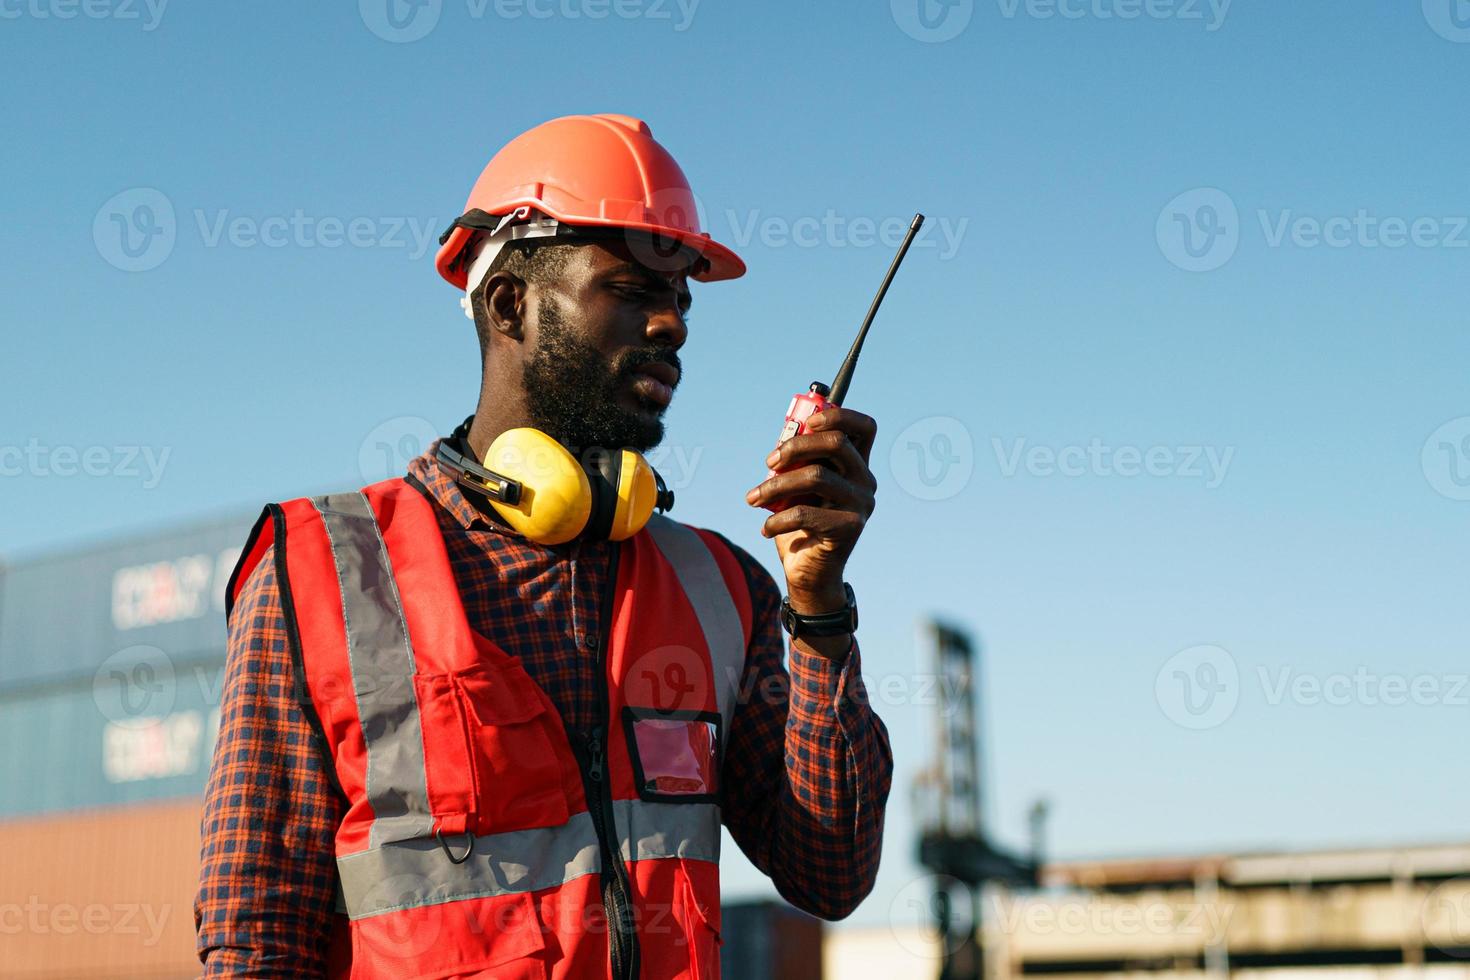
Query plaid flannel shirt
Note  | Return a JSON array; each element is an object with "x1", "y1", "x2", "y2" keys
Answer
[{"x1": 195, "y1": 447, "x2": 892, "y2": 974}]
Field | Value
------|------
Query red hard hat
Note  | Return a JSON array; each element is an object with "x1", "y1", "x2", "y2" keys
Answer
[{"x1": 436, "y1": 114, "x2": 745, "y2": 288}]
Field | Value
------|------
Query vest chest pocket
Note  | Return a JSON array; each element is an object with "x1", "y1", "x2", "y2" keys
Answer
[
  {"x1": 415, "y1": 660, "x2": 571, "y2": 836},
  {"x1": 621, "y1": 706, "x2": 723, "y2": 804}
]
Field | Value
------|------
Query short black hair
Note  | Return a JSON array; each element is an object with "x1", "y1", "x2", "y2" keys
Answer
[{"x1": 469, "y1": 239, "x2": 580, "y2": 357}]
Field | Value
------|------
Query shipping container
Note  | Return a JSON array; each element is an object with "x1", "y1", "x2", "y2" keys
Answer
[
  {"x1": 721, "y1": 900, "x2": 824, "y2": 980},
  {"x1": 0, "y1": 516, "x2": 250, "y2": 819},
  {"x1": 0, "y1": 798, "x2": 203, "y2": 979},
  {"x1": 0, "y1": 515, "x2": 252, "y2": 690},
  {"x1": 0, "y1": 662, "x2": 223, "y2": 819}
]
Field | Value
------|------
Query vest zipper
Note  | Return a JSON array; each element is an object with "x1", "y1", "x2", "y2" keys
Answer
[{"x1": 575, "y1": 542, "x2": 640, "y2": 980}]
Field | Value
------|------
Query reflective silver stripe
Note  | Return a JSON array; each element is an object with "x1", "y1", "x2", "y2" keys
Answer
[
  {"x1": 643, "y1": 514, "x2": 747, "y2": 739},
  {"x1": 616, "y1": 798, "x2": 720, "y2": 864},
  {"x1": 314, "y1": 492, "x2": 434, "y2": 847},
  {"x1": 338, "y1": 802, "x2": 720, "y2": 920}
]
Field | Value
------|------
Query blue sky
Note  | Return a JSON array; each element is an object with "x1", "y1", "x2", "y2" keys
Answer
[{"x1": 4, "y1": 0, "x2": 1470, "y2": 928}]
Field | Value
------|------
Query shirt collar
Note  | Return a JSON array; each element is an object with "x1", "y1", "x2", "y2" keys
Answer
[
  {"x1": 408, "y1": 436, "x2": 610, "y2": 560},
  {"x1": 408, "y1": 440, "x2": 505, "y2": 534},
  {"x1": 407, "y1": 440, "x2": 606, "y2": 560}
]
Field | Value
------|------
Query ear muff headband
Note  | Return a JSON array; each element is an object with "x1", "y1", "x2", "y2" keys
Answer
[
  {"x1": 435, "y1": 438, "x2": 523, "y2": 505},
  {"x1": 583, "y1": 447, "x2": 622, "y2": 543}
]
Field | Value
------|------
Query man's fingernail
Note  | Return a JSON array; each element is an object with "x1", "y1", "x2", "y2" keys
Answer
[
  {"x1": 745, "y1": 487, "x2": 760, "y2": 503},
  {"x1": 765, "y1": 451, "x2": 779, "y2": 466}
]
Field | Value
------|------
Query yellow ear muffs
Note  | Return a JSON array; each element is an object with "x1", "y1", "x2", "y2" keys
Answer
[
  {"x1": 435, "y1": 419, "x2": 675, "y2": 545},
  {"x1": 607, "y1": 448, "x2": 660, "y2": 541},
  {"x1": 481, "y1": 428, "x2": 592, "y2": 546}
]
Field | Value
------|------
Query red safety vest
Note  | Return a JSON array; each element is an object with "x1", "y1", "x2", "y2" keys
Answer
[{"x1": 227, "y1": 478, "x2": 753, "y2": 979}]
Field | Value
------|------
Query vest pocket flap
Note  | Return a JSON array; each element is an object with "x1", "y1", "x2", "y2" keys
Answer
[
  {"x1": 461, "y1": 891, "x2": 549, "y2": 969},
  {"x1": 678, "y1": 859, "x2": 723, "y2": 980},
  {"x1": 680, "y1": 863, "x2": 721, "y2": 942},
  {"x1": 410, "y1": 672, "x2": 478, "y2": 824},
  {"x1": 453, "y1": 662, "x2": 546, "y2": 726},
  {"x1": 449, "y1": 661, "x2": 571, "y2": 834}
]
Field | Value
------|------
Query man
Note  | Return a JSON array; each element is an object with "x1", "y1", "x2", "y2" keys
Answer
[{"x1": 195, "y1": 113, "x2": 893, "y2": 978}]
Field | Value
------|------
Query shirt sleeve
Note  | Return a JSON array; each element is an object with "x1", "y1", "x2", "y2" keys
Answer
[
  {"x1": 195, "y1": 544, "x2": 345, "y2": 975},
  {"x1": 717, "y1": 541, "x2": 895, "y2": 920}
]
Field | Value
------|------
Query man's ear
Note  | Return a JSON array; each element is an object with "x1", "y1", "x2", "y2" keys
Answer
[{"x1": 480, "y1": 271, "x2": 526, "y2": 341}]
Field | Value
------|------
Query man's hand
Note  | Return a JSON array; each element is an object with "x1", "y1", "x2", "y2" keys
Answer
[{"x1": 745, "y1": 406, "x2": 878, "y2": 618}]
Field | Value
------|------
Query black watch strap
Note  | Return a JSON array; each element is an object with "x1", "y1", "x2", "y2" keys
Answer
[{"x1": 779, "y1": 583, "x2": 858, "y2": 639}]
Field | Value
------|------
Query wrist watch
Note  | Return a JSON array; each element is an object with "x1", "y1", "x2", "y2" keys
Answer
[{"x1": 779, "y1": 582, "x2": 858, "y2": 639}]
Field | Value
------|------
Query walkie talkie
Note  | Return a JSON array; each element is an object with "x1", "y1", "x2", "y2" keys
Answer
[{"x1": 763, "y1": 213, "x2": 925, "y2": 513}]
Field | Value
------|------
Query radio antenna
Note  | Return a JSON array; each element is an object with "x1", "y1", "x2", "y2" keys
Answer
[{"x1": 827, "y1": 212, "x2": 925, "y2": 406}]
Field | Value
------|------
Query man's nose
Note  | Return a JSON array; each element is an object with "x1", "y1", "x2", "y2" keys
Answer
[{"x1": 645, "y1": 303, "x2": 688, "y2": 350}]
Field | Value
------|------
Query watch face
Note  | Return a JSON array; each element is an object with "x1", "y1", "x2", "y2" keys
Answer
[{"x1": 779, "y1": 600, "x2": 797, "y2": 636}]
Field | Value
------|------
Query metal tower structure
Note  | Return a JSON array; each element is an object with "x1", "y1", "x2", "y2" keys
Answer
[{"x1": 913, "y1": 619, "x2": 1045, "y2": 980}]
